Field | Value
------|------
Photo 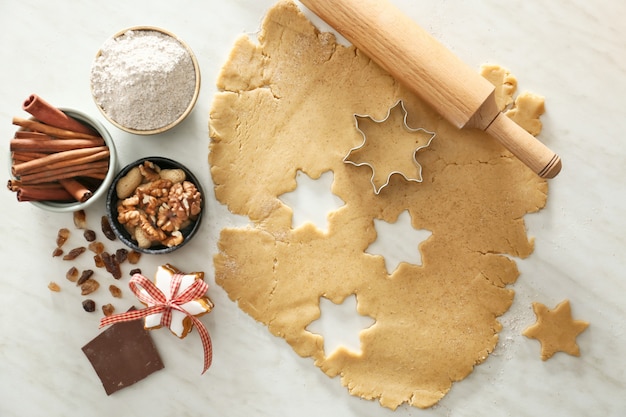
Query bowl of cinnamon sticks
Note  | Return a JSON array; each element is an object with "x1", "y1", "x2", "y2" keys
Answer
[{"x1": 7, "y1": 94, "x2": 118, "y2": 212}]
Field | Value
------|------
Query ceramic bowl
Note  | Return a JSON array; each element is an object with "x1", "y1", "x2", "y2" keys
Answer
[
  {"x1": 11, "y1": 108, "x2": 118, "y2": 213},
  {"x1": 90, "y1": 26, "x2": 201, "y2": 135},
  {"x1": 105, "y1": 156, "x2": 204, "y2": 254}
]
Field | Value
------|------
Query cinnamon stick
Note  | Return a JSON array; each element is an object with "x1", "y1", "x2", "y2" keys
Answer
[
  {"x1": 8, "y1": 180, "x2": 74, "y2": 201},
  {"x1": 22, "y1": 94, "x2": 96, "y2": 135},
  {"x1": 12, "y1": 146, "x2": 108, "y2": 176},
  {"x1": 14, "y1": 137, "x2": 105, "y2": 151},
  {"x1": 16, "y1": 185, "x2": 73, "y2": 202},
  {"x1": 14, "y1": 131, "x2": 52, "y2": 139},
  {"x1": 22, "y1": 149, "x2": 110, "y2": 175},
  {"x1": 12, "y1": 117, "x2": 102, "y2": 141},
  {"x1": 59, "y1": 178, "x2": 93, "y2": 202},
  {"x1": 7, "y1": 179, "x2": 20, "y2": 191},
  {"x1": 9, "y1": 179, "x2": 71, "y2": 190},
  {"x1": 11, "y1": 151, "x2": 49, "y2": 163},
  {"x1": 18, "y1": 161, "x2": 109, "y2": 184},
  {"x1": 10, "y1": 138, "x2": 105, "y2": 152}
]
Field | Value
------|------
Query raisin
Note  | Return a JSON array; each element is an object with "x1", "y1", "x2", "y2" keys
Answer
[
  {"x1": 88, "y1": 241, "x2": 105, "y2": 254},
  {"x1": 115, "y1": 248, "x2": 128, "y2": 264},
  {"x1": 101, "y1": 251, "x2": 122, "y2": 279},
  {"x1": 62, "y1": 247, "x2": 86, "y2": 260},
  {"x1": 93, "y1": 254, "x2": 105, "y2": 268},
  {"x1": 82, "y1": 299, "x2": 96, "y2": 312},
  {"x1": 48, "y1": 282, "x2": 61, "y2": 292},
  {"x1": 52, "y1": 247, "x2": 64, "y2": 257},
  {"x1": 102, "y1": 303, "x2": 115, "y2": 317},
  {"x1": 101, "y1": 216, "x2": 116, "y2": 241},
  {"x1": 127, "y1": 250, "x2": 141, "y2": 264},
  {"x1": 73, "y1": 210, "x2": 87, "y2": 229},
  {"x1": 80, "y1": 278, "x2": 100, "y2": 295},
  {"x1": 83, "y1": 229, "x2": 97, "y2": 242},
  {"x1": 66, "y1": 266, "x2": 79, "y2": 282},
  {"x1": 56, "y1": 228, "x2": 70, "y2": 247},
  {"x1": 76, "y1": 269, "x2": 94, "y2": 286},
  {"x1": 129, "y1": 268, "x2": 142, "y2": 277},
  {"x1": 109, "y1": 284, "x2": 122, "y2": 298}
]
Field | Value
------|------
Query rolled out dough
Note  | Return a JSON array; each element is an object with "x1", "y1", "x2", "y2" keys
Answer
[{"x1": 209, "y1": 0, "x2": 548, "y2": 409}]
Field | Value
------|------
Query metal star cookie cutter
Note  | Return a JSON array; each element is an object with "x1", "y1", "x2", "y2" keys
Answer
[{"x1": 343, "y1": 100, "x2": 436, "y2": 195}]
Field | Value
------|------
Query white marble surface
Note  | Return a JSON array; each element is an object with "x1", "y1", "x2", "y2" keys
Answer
[{"x1": 1, "y1": 1, "x2": 625, "y2": 416}]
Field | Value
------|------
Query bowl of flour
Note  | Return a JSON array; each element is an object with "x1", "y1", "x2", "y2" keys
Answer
[{"x1": 90, "y1": 26, "x2": 200, "y2": 135}]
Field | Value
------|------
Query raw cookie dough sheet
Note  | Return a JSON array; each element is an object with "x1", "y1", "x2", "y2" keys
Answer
[{"x1": 209, "y1": 0, "x2": 548, "y2": 409}]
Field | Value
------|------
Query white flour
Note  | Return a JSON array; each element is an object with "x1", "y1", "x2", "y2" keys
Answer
[{"x1": 90, "y1": 29, "x2": 196, "y2": 131}]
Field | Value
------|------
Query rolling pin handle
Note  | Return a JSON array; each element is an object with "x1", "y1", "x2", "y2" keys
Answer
[{"x1": 485, "y1": 112, "x2": 562, "y2": 178}]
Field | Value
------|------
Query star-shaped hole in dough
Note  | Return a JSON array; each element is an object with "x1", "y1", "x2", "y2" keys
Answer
[
  {"x1": 306, "y1": 294, "x2": 376, "y2": 357},
  {"x1": 522, "y1": 299, "x2": 589, "y2": 361},
  {"x1": 278, "y1": 170, "x2": 345, "y2": 232},
  {"x1": 366, "y1": 210, "x2": 432, "y2": 274},
  {"x1": 343, "y1": 100, "x2": 436, "y2": 194},
  {"x1": 142, "y1": 264, "x2": 214, "y2": 339}
]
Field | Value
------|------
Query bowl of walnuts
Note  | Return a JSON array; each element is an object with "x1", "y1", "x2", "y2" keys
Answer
[{"x1": 105, "y1": 156, "x2": 203, "y2": 254}]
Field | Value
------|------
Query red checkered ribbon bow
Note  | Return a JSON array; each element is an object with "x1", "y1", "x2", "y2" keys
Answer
[{"x1": 100, "y1": 273, "x2": 213, "y2": 374}]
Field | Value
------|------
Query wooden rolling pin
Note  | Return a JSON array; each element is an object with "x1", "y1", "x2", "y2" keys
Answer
[{"x1": 300, "y1": 0, "x2": 561, "y2": 178}]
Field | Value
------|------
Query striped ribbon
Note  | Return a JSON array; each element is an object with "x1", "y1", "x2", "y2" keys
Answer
[{"x1": 99, "y1": 273, "x2": 213, "y2": 374}]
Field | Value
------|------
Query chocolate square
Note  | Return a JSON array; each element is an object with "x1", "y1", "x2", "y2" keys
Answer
[{"x1": 82, "y1": 308, "x2": 164, "y2": 395}]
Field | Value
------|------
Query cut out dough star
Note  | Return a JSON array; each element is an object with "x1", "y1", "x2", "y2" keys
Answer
[
  {"x1": 278, "y1": 170, "x2": 345, "y2": 231},
  {"x1": 344, "y1": 100, "x2": 436, "y2": 194},
  {"x1": 522, "y1": 299, "x2": 589, "y2": 361},
  {"x1": 366, "y1": 210, "x2": 432, "y2": 274},
  {"x1": 306, "y1": 294, "x2": 375, "y2": 357}
]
